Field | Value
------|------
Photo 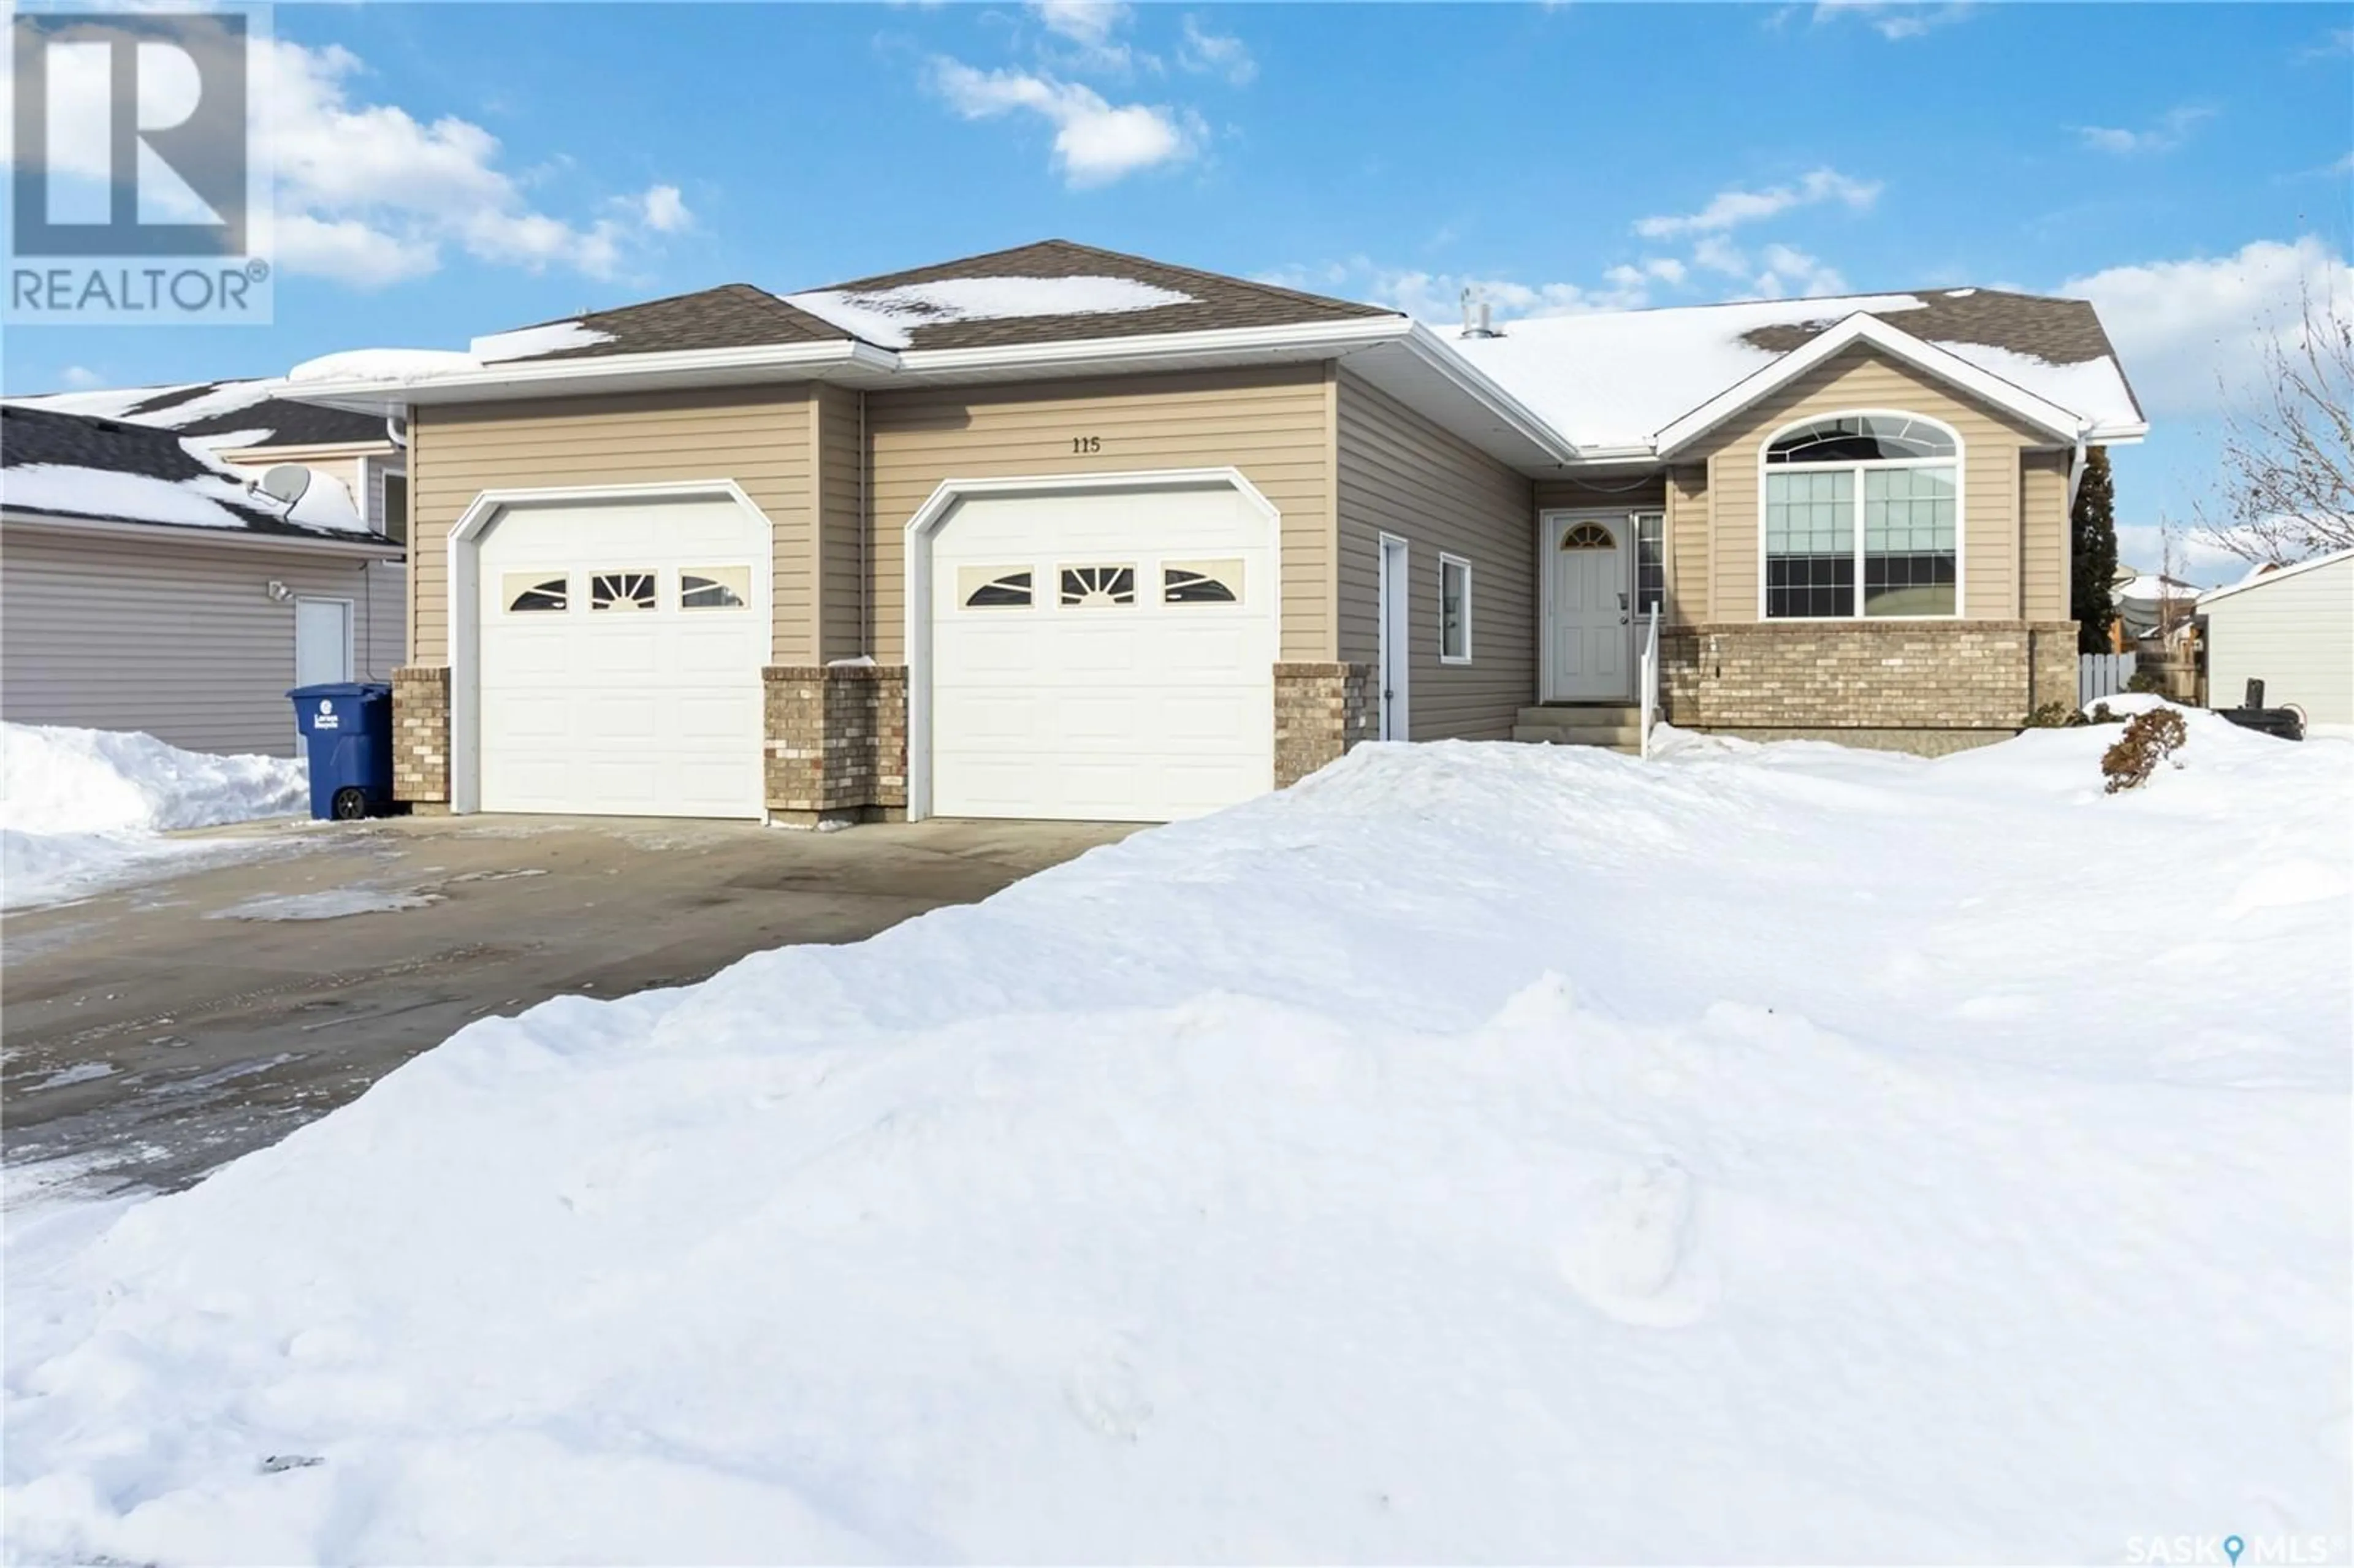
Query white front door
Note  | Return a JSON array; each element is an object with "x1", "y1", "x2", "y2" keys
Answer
[
  {"x1": 926, "y1": 484, "x2": 1275, "y2": 822},
  {"x1": 473, "y1": 498, "x2": 768, "y2": 818},
  {"x1": 1548, "y1": 514, "x2": 1632, "y2": 701},
  {"x1": 294, "y1": 598, "x2": 352, "y2": 688}
]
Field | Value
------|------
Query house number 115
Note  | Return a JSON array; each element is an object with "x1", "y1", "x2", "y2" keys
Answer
[{"x1": 1071, "y1": 435, "x2": 1101, "y2": 454}]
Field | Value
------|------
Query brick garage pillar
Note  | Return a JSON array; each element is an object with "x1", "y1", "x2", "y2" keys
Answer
[
  {"x1": 1273, "y1": 662, "x2": 1377, "y2": 787},
  {"x1": 763, "y1": 664, "x2": 908, "y2": 827},
  {"x1": 390, "y1": 665, "x2": 451, "y2": 809}
]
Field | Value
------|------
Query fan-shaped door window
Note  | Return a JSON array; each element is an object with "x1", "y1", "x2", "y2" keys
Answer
[
  {"x1": 1163, "y1": 560, "x2": 1242, "y2": 604},
  {"x1": 959, "y1": 568, "x2": 1034, "y2": 609},
  {"x1": 679, "y1": 566, "x2": 750, "y2": 609},
  {"x1": 589, "y1": 571, "x2": 658, "y2": 611},
  {"x1": 1059, "y1": 565, "x2": 1136, "y2": 607},
  {"x1": 1561, "y1": 521, "x2": 1616, "y2": 550}
]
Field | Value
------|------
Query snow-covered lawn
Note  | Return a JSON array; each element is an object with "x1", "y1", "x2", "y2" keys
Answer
[
  {"x1": 1, "y1": 724, "x2": 309, "y2": 908},
  {"x1": 4, "y1": 715, "x2": 2347, "y2": 1562}
]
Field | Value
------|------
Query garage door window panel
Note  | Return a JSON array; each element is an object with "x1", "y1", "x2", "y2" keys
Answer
[
  {"x1": 1060, "y1": 566, "x2": 1136, "y2": 607},
  {"x1": 680, "y1": 566, "x2": 751, "y2": 610},
  {"x1": 590, "y1": 571, "x2": 659, "y2": 611},
  {"x1": 959, "y1": 568, "x2": 1035, "y2": 609},
  {"x1": 1164, "y1": 560, "x2": 1243, "y2": 604},
  {"x1": 503, "y1": 574, "x2": 570, "y2": 614}
]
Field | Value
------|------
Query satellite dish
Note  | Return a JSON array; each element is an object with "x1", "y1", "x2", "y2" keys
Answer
[{"x1": 257, "y1": 464, "x2": 313, "y2": 506}]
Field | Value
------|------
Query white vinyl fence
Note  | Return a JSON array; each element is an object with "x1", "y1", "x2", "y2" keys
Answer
[{"x1": 2079, "y1": 652, "x2": 2138, "y2": 706}]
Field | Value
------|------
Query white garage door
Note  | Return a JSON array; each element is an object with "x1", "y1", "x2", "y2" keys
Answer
[
  {"x1": 476, "y1": 497, "x2": 766, "y2": 818},
  {"x1": 928, "y1": 484, "x2": 1275, "y2": 822}
]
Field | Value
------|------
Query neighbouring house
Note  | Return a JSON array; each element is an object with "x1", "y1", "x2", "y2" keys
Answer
[
  {"x1": 280, "y1": 238, "x2": 2146, "y2": 825},
  {"x1": 2197, "y1": 548, "x2": 2354, "y2": 729},
  {"x1": 0, "y1": 403, "x2": 406, "y2": 756},
  {"x1": 2109, "y1": 564, "x2": 2206, "y2": 648}
]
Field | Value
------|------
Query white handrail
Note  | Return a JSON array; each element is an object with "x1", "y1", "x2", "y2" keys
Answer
[{"x1": 1638, "y1": 604, "x2": 1661, "y2": 759}]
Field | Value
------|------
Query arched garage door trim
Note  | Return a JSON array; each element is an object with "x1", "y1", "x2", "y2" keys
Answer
[
  {"x1": 903, "y1": 467, "x2": 1281, "y2": 823},
  {"x1": 446, "y1": 479, "x2": 774, "y2": 815}
]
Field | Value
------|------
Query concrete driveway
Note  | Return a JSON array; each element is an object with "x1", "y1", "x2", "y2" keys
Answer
[{"x1": 2, "y1": 813, "x2": 1133, "y2": 1199}]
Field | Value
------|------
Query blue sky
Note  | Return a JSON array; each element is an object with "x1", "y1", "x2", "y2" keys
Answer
[{"x1": 9, "y1": 1, "x2": 2350, "y2": 576}]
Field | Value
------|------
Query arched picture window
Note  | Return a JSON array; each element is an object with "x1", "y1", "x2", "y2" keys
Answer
[
  {"x1": 959, "y1": 568, "x2": 1034, "y2": 609},
  {"x1": 503, "y1": 574, "x2": 568, "y2": 613},
  {"x1": 589, "y1": 571, "x2": 658, "y2": 611},
  {"x1": 1059, "y1": 565, "x2": 1136, "y2": 607},
  {"x1": 679, "y1": 566, "x2": 750, "y2": 609},
  {"x1": 1764, "y1": 413, "x2": 1959, "y2": 618},
  {"x1": 1162, "y1": 560, "x2": 1242, "y2": 604},
  {"x1": 1560, "y1": 521, "x2": 1615, "y2": 550}
]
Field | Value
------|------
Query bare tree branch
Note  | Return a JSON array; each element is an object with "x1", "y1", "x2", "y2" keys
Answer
[{"x1": 2193, "y1": 280, "x2": 2354, "y2": 566}]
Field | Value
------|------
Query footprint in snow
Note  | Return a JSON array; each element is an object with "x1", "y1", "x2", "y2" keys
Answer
[
  {"x1": 1064, "y1": 1344, "x2": 1154, "y2": 1443},
  {"x1": 1556, "y1": 1156, "x2": 1715, "y2": 1328}
]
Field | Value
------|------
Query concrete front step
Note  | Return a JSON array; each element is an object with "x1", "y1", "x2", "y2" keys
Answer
[
  {"x1": 1517, "y1": 704, "x2": 1639, "y2": 725},
  {"x1": 1512, "y1": 729, "x2": 1642, "y2": 753}
]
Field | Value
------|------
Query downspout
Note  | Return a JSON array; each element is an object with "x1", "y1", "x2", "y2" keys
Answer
[{"x1": 2064, "y1": 426, "x2": 2089, "y2": 509}]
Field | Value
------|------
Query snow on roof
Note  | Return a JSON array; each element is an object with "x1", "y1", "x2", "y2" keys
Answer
[
  {"x1": 6, "y1": 378, "x2": 386, "y2": 451},
  {"x1": 782, "y1": 275, "x2": 1198, "y2": 351},
  {"x1": 285, "y1": 348, "x2": 483, "y2": 385},
  {"x1": 2113, "y1": 570, "x2": 2210, "y2": 604},
  {"x1": 2197, "y1": 545, "x2": 2354, "y2": 607},
  {"x1": 1444, "y1": 287, "x2": 2139, "y2": 452},
  {"x1": 470, "y1": 320, "x2": 618, "y2": 363},
  {"x1": 1, "y1": 463, "x2": 260, "y2": 531}
]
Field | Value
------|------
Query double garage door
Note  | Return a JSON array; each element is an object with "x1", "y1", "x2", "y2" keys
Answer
[
  {"x1": 476, "y1": 497, "x2": 766, "y2": 818},
  {"x1": 466, "y1": 482, "x2": 1274, "y2": 823}
]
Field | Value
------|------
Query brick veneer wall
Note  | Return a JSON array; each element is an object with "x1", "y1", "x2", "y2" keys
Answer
[
  {"x1": 1658, "y1": 620, "x2": 2079, "y2": 750},
  {"x1": 1274, "y1": 661, "x2": 1377, "y2": 786},
  {"x1": 390, "y1": 666, "x2": 451, "y2": 805},
  {"x1": 763, "y1": 664, "x2": 908, "y2": 826}
]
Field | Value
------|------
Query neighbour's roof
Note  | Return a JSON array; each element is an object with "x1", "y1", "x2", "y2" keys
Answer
[
  {"x1": 1441, "y1": 287, "x2": 2144, "y2": 451},
  {"x1": 0, "y1": 404, "x2": 381, "y2": 542},
  {"x1": 7, "y1": 378, "x2": 389, "y2": 451},
  {"x1": 466, "y1": 239, "x2": 1400, "y2": 364},
  {"x1": 2196, "y1": 545, "x2": 2354, "y2": 607}
]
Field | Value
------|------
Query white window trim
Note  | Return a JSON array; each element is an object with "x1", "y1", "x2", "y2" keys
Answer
[
  {"x1": 1754, "y1": 409, "x2": 1967, "y2": 622},
  {"x1": 1438, "y1": 552, "x2": 1473, "y2": 664}
]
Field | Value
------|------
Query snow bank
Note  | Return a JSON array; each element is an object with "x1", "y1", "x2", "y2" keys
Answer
[
  {"x1": 5, "y1": 726, "x2": 2347, "y2": 1560},
  {"x1": 1, "y1": 724, "x2": 306, "y2": 908}
]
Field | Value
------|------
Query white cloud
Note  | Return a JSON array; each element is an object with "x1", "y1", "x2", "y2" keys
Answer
[
  {"x1": 929, "y1": 58, "x2": 1202, "y2": 187},
  {"x1": 1755, "y1": 243, "x2": 1848, "y2": 297},
  {"x1": 1178, "y1": 15, "x2": 1257, "y2": 85},
  {"x1": 2072, "y1": 104, "x2": 2215, "y2": 156},
  {"x1": 1634, "y1": 167, "x2": 1881, "y2": 238},
  {"x1": 2063, "y1": 236, "x2": 2353, "y2": 421},
  {"x1": 249, "y1": 39, "x2": 689, "y2": 287},
  {"x1": 1642, "y1": 257, "x2": 1688, "y2": 286},
  {"x1": 57, "y1": 366, "x2": 104, "y2": 391},
  {"x1": 1693, "y1": 235, "x2": 1749, "y2": 277},
  {"x1": 1030, "y1": 0, "x2": 1127, "y2": 48},
  {"x1": 1811, "y1": 2, "x2": 1977, "y2": 40}
]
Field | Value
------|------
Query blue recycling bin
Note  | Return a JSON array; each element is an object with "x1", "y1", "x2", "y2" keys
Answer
[{"x1": 288, "y1": 682, "x2": 394, "y2": 820}]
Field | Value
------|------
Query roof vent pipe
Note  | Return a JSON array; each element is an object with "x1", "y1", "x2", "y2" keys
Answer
[{"x1": 1460, "y1": 286, "x2": 1501, "y2": 339}]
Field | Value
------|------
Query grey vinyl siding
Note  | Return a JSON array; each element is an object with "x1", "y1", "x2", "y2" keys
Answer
[
  {"x1": 1335, "y1": 370, "x2": 1536, "y2": 740},
  {"x1": 1, "y1": 528, "x2": 406, "y2": 756},
  {"x1": 2203, "y1": 554, "x2": 2353, "y2": 726}
]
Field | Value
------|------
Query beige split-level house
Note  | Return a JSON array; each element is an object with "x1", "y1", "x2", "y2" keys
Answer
[{"x1": 283, "y1": 239, "x2": 2146, "y2": 826}]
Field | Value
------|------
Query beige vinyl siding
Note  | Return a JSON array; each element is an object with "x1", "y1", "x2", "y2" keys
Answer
[
  {"x1": 1, "y1": 527, "x2": 405, "y2": 756},
  {"x1": 2021, "y1": 447, "x2": 2070, "y2": 622},
  {"x1": 1336, "y1": 371, "x2": 1536, "y2": 740},
  {"x1": 815, "y1": 384, "x2": 867, "y2": 661},
  {"x1": 867, "y1": 365, "x2": 1334, "y2": 663},
  {"x1": 1667, "y1": 465, "x2": 1709, "y2": 623},
  {"x1": 408, "y1": 387, "x2": 811, "y2": 664},
  {"x1": 2203, "y1": 554, "x2": 2354, "y2": 726},
  {"x1": 1686, "y1": 344, "x2": 2064, "y2": 623}
]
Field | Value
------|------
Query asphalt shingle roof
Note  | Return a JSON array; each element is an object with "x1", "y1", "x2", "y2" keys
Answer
[
  {"x1": 0, "y1": 405, "x2": 378, "y2": 539},
  {"x1": 1737, "y1": 287, "x2": 2127, "y2": 372}
]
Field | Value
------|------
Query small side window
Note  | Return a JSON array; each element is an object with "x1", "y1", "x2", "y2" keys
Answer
[
  {"x1": 1439, "y1": 554, "x2": 1472, "y2": 663},
  {"x1": 958, "y1": 567, "x2": 1034, "y2": 609},
  {"x1": 504, "y1": 573, "x2": 568, "y2": 613},
  {"x1": 1060, "y1": 565, "x2": 1136, "y2": 607},
  {"x1": 680, "y1": 566, "x2": 750, "y2": 609},
  {"x1": 590, "y1": 571, "x2": 658, "y2": 611},
  {"x1": 1163, "y1": 559, "x2": 1243, "y2": 604}
]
